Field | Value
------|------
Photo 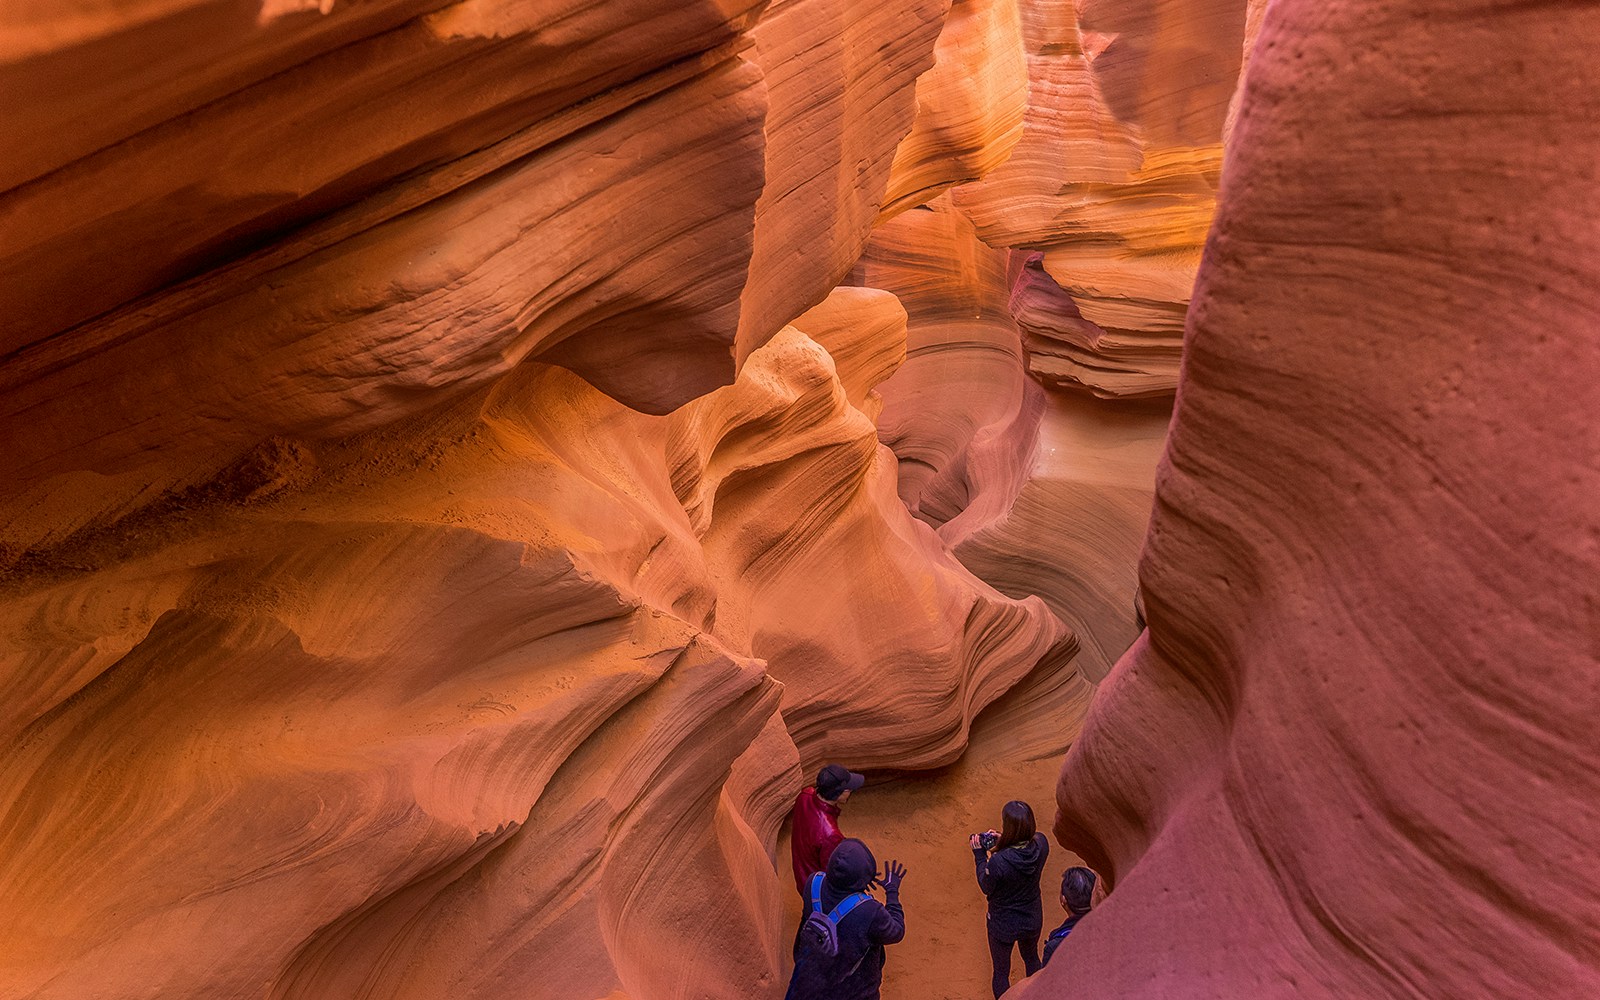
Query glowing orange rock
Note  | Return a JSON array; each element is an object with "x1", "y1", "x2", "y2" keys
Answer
[
  {"x1": 879, "y1": 0, "x2": 1029, "y2": 219},
  {"x1": 953, "y1": 0, "x2": 1247, "y2": 398}
]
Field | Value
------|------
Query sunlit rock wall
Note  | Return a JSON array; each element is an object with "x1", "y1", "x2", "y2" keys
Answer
[
  {"x1": 954, "y1": 0, "x2": 1246, "y2": 399},
  {"x1": 1038, "y1": 0, "x2": 1600, "y2": 997},
  {"x1": 854, "y1": 196, "x2": 1160, "y2": 692},
  {"x1": 0, "y1": 3, "x2": 1078, "y2": 998},
  {"x1": 1, "y1": 308, "x2": 1074, "y2": 1000},
  {"x1": 878, "y1": 0, "x2": 1028, "y2": 219},
  {"x1": 855, "y1": 196, "x2": 1038, "y2": 533},
  {"x1": 859, "y1": 0, "x2": 1259, "y2": 684}
]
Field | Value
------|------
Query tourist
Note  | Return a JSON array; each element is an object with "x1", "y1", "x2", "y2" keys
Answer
[
  {"x1": 1042, "y1": 866, "x2": 1097, "y2": 965},
  {"x1": 785, "y1": 839, "x2": 907, "y2": 1000},
  {"x1": 971, "y1": 800, "x2": 1050, "y2": 998},
  {"x1": 789, "y1": 763, "x2": 866, "y2": 894}
]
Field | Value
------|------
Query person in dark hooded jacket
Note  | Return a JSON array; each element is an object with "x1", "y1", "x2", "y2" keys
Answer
[
  {"x1": 785, "y1": 838, "x2": 907, "y2": 1000},
  {"x1": 970, "y1": 800, "x2": 1049, "y2": 998}
]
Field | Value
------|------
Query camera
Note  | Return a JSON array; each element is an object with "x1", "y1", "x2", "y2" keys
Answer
[{"x1": 975, "y1": 831, "x2": 998, "y2": 851}]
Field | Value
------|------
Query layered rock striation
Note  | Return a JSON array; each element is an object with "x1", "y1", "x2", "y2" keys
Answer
[
  {"x1": 953, "y1": 0, "x2": 1247, "y2": 399},
  {"x1": 1, "y1": 302, "x2": 1077, "y2": 997},
  {"x1": 1040, "y1": 0, "x2": 1600, "y2": 996},
  {"x1": 0, "y1": 4, "x2": 1082, "y2": 998},
  {"x1": 9, "y1": 0, "x2": 1576, "y2": 997}
]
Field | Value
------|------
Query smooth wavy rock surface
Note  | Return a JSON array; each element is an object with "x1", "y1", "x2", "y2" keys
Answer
[
  {"x1": 1, "y1": 370, "x2": 789, "y2": 999},
  {"x1": 858, "y1": 194, "x2": 1168, "y2": 689},
  {"x1": 878, "y1": 0, "x2": 1028, "y2": 220},
  {"x1": 4, "y1": 54, "x2": 768, "y2": 483},
  {"x1": 856, "y1": 196, "x2": 1040, "y2": 532},
  {"x1": 1, "y1": 298, "x2": 1074, "y2": 997},
  {"x1": 0, "y1": 2, "x2": 1078, "y2": 996},
  {"x1": 0, "y1": 0, "x2": 768, "y2": 377},
  {"x1": 1037, "y1": 0, "x2": 1600, "y2": 996},
  {"x1": 953, "y1": 0, "x2": 1247, "y2": 398},
  {"x1": 955, "y1": 391, "x2": 1167, "y2": 685},
  {"x1": 735, "y1": 0, "x2": 947, "y2": 362},
  {"x1": 0, "y1": 0, "x2": 955, "y2": 559},
  {"x1": 670, "y1": 288, "x2": 1079, "y2": 771}
]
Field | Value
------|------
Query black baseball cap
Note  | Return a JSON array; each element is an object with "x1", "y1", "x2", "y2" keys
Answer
[{"x1": 816, "y1": 764, "x2": 866, "y2": 800}]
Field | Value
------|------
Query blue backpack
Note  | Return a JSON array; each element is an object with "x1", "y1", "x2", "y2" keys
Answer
[{"x1": 800, "y1": 871, "x2": 872, "y2": 959}]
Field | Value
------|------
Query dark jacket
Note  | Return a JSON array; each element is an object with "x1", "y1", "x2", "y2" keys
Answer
[
  {"x1": 1042, "y1": 911, "x2": 1084, "y2": 965},
  {"x1": 789, "y1": 787, "x2": 846, "y2": 895},
  {"x1": 787, "y1": 839, "x2": 906, "y2": 1000},
  {"x1": 974, "y1": 832, "x2": 1049, "y2": 942}
]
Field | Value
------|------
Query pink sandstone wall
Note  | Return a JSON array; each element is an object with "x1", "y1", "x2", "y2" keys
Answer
[
  {"x1": 1034, "y1": 0, "x2": 1600, "y2": 996},
  {"x1": 6, "y1": 0, "x2": 1592, "y2": 996}
]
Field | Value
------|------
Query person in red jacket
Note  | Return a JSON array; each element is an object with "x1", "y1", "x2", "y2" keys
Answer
[{"x1": 789, "y1": 764, "x2": 866, "y2": 895}]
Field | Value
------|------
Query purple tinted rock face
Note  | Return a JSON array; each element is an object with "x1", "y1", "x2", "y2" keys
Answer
[{"x1": 1045, "y1": 1, "x2": 1600, "y2": 997}]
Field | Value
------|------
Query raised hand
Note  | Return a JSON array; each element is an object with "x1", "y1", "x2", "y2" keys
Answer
[{"x1": 880, "y1": 860, "x2": 907, "y2": 892}]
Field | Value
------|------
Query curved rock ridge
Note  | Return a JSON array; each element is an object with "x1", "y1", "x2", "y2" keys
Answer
[
  {"x1": 954, "y1": 390, "x2": 1168, "y2": 686},
  {"x1": 0, "y1": 280, "x2": 1074, "y2": 998},
  {"x1": 672, "y1": 288, "x2": 1080, "y2": 770},
  {"x1": 1009, "y1": 251, "x2": 1183, "y2": 400},
  {"x1": 878, "y1": 0, "x2": 1029, "y2": 220},
  {"x1": 0, "y1": 0, "x2": 975, "y2": 570},
  {"x1": 0, "y1": 3, "x2": 1082, "y2": 995},
  {"x1": 0, "y1": 1, "x2": 1163, "y2": 996},
  {"x1": 853, "y1": 196, "x2": 1041, "y2": 533},
  {"x1": 1039, "y1": 0, "x2": 1600, "y2": 996},
  {"x1": 0, "y1": 0, "x2": 767, "y2": 359},
  {"x1": 3, "y1": 53, "x2": 768, "y2": 485},
  {"x1": 0, "y1": 416, "x2": 783, "y2": 998},
  {"x1": 951, "y1": 0, "x2": 1247, "y2": 398},
  {"x1": 855, "y1": 196, "x2": 1168, "y2": 690},
  {"x1": 734, "y1": 0, "x2": 948, "y2": 364}
]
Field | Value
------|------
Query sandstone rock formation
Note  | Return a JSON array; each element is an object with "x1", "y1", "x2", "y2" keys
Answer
[
  {"x1": 1039, "y1": 0, "x2": 1600, "y2": 997},
  {"x1": 953, "y1": 0, "x2": 1247, "y2": 399},
  {"x1": 12, "y1": 0, "x2": 1583, "y2": 997},
  {"x1": 878, "y1": 0, "x2": 1028, "y2": 219},
  {"x1": 1, "y1": 0, "x2": 771, "y2": 396},
  {"x1": 0, "y1": 3, "x2": 1078, "y2": 998},
  {"x1": 855, "y1": 196, "x2": 1039, "y2": 532},
  {"x1": 859, "y1": 193, "x2": 1168, "y2": 690},
  {"x1": 953, "y1": 391, "x2": 1167, "y2": 685},
  {"x1": 735, "y1": 0, "x2": 947, "y2": 361},
  {"x1": 0, "y1": 300, "x2": 1076, "y2": 998}
]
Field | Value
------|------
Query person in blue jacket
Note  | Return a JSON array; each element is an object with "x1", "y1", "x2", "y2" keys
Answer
[
  {"x1": 786, "y1": 838, "x2": 907, "y2": 1000},
  {"x1": 1042, "y1": 866, "x2": 1097, "y2": 965},
  {"x1": 971, "y1": 800, "x2": 1049, "y2": 998}
]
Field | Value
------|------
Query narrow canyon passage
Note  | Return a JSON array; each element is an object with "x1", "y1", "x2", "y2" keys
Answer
[
  {"x1": 779, "y1": 654, "x2": 1097, "y2": 1000},
  {"x1": 3, "y1": 0, "x2": 1596, "y2": 998}
]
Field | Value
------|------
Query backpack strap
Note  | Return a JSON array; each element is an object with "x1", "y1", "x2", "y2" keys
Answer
[
  {"x1": 827, "y1": 891, "x2": 873, "y2": 924},
  {"x1": 809, "y1": 872, "x2": 825, "y2": 915}
]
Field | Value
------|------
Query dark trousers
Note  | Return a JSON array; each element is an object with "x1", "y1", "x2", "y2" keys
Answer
[{"x1": 986, "y1": 930, "x2": 1041, "y2": 998}]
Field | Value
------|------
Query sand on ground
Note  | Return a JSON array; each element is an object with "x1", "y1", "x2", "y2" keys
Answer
[{"x1": 776, "y1": 656, "x2": 1093, "y2": 1000}]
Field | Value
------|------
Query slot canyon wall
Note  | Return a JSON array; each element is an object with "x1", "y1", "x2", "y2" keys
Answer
[
  {"x1": 0, "y1": 0, "x2": 1114, "y2": 997},
  {"x1": 1027, "y1": 0, "x2": 1600, "y2": 998},
  {"x1": 3, "y1": 2, "x2": 1591, "y2": 1000}
]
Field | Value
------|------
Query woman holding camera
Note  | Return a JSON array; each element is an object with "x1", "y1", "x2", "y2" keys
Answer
[{"x1": 970, "y1": 800, "x2": 1050, "y2": 998}]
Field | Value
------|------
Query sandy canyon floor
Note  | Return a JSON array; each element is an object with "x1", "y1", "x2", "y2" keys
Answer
[{"x1": 779, "y1": 657, "x2": 1094, "y2": 1000}]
